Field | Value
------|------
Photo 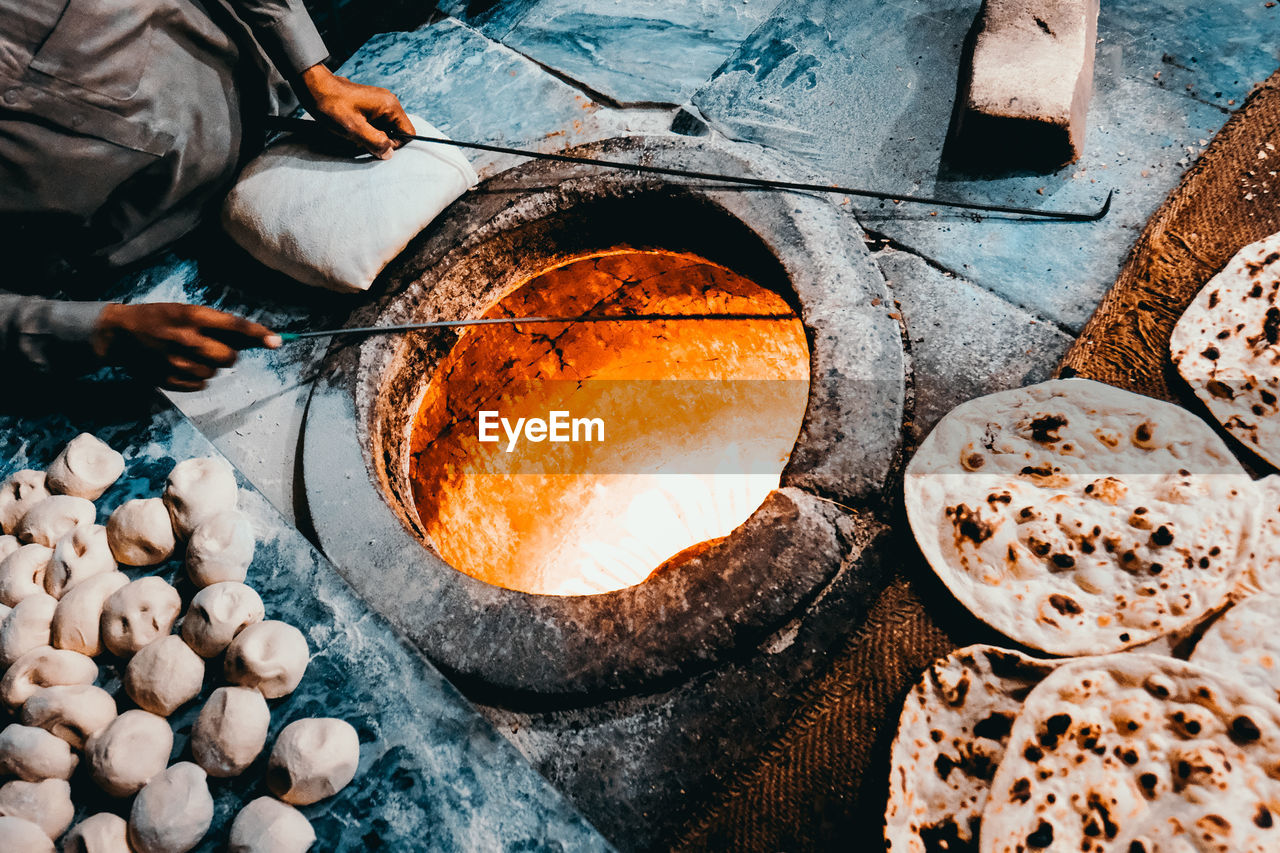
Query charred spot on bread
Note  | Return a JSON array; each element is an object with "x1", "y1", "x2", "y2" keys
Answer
[
  {"x1": 1025, "y1": 820, "x2": 1054, "y2": 848},
  {"x1": 1029, "y1": 414, "x2": 1068, "y2": 444},
  {"x1": 1048, "y1": 593, "x2": 1082, "y2": 614},
  {"x1": 973, "y1": 712, "x2": 1015, "y2": 741},
  {"x1": 949, "y1": 504, "x2": 996, "y2": 545},
  {"x1": 1206, "y1": 380, "x2": 1236, "y2": 400},
  {"x1": 1231, "y1": 715, "x2": 1262, "y2": 743},
  {"x1": 1050, "y1": 553, "x2": 1076, "y2": 570}
]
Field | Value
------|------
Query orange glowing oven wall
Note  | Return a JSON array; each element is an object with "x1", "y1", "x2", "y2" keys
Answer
[{"x1": 409, "y1": 250, "x2": 810, "y2": 596}]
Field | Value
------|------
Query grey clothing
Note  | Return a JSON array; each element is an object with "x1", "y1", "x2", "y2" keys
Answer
[{"x1": 0, "y1": 0, "x2": 328, "y2": 370}]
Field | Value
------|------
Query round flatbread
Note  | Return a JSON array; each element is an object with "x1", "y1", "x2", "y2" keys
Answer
[
  {"x1": 905, "y1": 379, "x2": 1255, "y2": 655},
  {"x1": 1191, "y1": 592, "x2": 1280, "y2": 703},
  {"x1": 885, "y1": 645, "x2": 1060, "y2": 852},
  {"x1": 1171, "y1": 231, "x2": 1280, "y2": 469},
  {"x1": 980, "y1": 654, "x2": 1280, "y2": 853},
  {"x1": 1235, "y1": 474, "x2": 1280, "y2": 598}
]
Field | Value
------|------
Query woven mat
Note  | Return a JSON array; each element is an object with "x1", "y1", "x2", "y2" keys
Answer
[
  {"x1": 1060, "y1": 70, "x2": 1280, "y2": 397},
  {"x1": 667, "y1": 68, "x2": 1280, "y2": 852}
]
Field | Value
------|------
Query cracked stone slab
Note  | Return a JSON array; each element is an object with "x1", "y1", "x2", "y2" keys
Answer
[
  {"x1": 436, "y1": 0, "x2": 544, "y2": 40},
  {"x1": 691, "y1": 0, "x2": 1278, "y2": 330},
  {"x1": 498, "y1": 0, "x2": 780, "y2": 105},
  {"x1": 873, "y1": 247, "x2": 1074, "y2": 445},
  {"x1": 337, "y1": 16, "x2": 632, "y2": 175}
]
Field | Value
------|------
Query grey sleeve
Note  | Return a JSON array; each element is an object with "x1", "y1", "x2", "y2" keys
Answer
[
  {"x1": 0, "y1": 294, "x2": 110, "y2": 372},
  {"x1": 225, "y1": 0, "x2": 330, "y2": 78}
]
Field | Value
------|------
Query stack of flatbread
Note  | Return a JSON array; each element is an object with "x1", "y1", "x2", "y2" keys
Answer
[
  {"x1": 890, "y1": 372, "x2": 1280, "y2": 850},
  {"x1": 904, "y1": 378, "x2": 1258, "y2": 656},
  {"x1": 1171, "y1": 232, "x2": 1280, "y2": 469},
  {"x1": 888, "y1": 645, "x2": 1280, "y2": 851}
]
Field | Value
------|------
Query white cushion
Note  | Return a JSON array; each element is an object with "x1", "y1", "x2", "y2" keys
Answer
[{"x1": 221, "y1": 115, "x2": 478, "y2": 293}]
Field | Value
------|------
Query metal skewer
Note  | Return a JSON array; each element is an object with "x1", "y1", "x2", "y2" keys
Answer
[
  {"x1": 264, "y1": 116, "x2": 1114, "y2": 222},
  {"x1": 276, "y1": 312, "x2": 796, "y2": 342}
]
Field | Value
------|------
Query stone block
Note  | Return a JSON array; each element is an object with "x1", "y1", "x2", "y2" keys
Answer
[{"x1": 953, "y1": 0, "x2": 1101, "y2": 168}]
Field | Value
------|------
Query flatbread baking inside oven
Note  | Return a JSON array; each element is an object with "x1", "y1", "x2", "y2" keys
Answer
[
  {"x1": 980, "y1": 654, "x2": 1280, "y2": 853},
  {"x1": 1190, "y1": 591, "x2": 1280, "y2": 703},
  {"x1": 885, "y1": 645, "x2": 1060, "y2": 853},
  {"x1": 1171, "y1": 231, "x2": 1280, "y2": 469},
  {"x1": 904, "y1": 379, "x2": 1256, "y2": 655}
]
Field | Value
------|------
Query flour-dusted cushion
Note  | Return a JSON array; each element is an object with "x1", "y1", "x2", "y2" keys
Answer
[{"x1": 222, "y1": 115, "x2": 477, "y2": 293}]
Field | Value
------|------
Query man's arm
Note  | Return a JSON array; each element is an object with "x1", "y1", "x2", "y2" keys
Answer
[
  {"x1": 225, "y1": 0, "x2": 413, "y2": 159},
  {"x1": 0, "y1": 294, "x2": 280, "y2": 391},
  {"x1": 0, "y1": 294, "x2": 111, "y2": 373}
]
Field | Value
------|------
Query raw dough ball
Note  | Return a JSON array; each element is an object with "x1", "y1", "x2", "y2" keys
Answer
[
  {"x1": 125, "y1": 636, "x2": 204, "y2": 717},
  {"x1": 224, "y1": 620, "x2": 308, "y2": 699},
  {"x1": 191, "y1": 687, "x2": 269, "y2": 777},
  {"x1": 228, "y1": 797, "x2": 315, "y2": 853},
  {"x1": 20, "y1": 684, "x2": 116, "y2": 750},
  {"x1": 0, "y1": 545, "x2": 53, "y2": 606},
  {"x1": 185, "y1": 510, "x2": 254, "y2": 587},
  {"x1": 100, "y1": 577, "x2": 180, "y2": 658},
  {"x1": 0, "y1": 646, "x2": 97, "y2": 709},
  {"x1": 0, "y1": 724, "x2": 78, "y2": 781},
  {"x1": 0, "y1": 471, "x2": 50, "y2": 535},
  {"x1": 181, "y1": 582, "x2": 264, "y2": 658},
  {"x1": 50, "y1": 572, "x2": 128, "y2": 657},
  {"x1": 128, "y1": 762, "x2": 213, "y2": 853},
  {"x1": 0, "y1": 594, "x2": 57, "y2": 666},
  {"x1": 0, "y1": 816, "x2": 54, "y2": 852},
  {"x1": 105, "y1": 499, "x2": 175, "y2": 567},
  {"x1": 46, "y1": 525, "x2": 114, "y2": 598},
  {"x1": 266, "y1": 718, "x2": 359, "y2": 805},
  {"x1": 0, "y1": 778, "x2": 73, "y2": 841},
  {"x1": 62, "y1": 813, "x2": 130, "y2": 853},
  {"x1": 0, "y1": 534, "x2": 21, "y2": 561},
  {"x1": 46, "y1": 435, "x2": 123, "y2": 501},
  {"x1": 85, "y1": 710, "x2": 173, "y2": 798},
  {"x1": 15, "y1": 496, "x2": 95, "y2": 548},
  {"x1": 163, "y1": 458, "x2": 237, "y2": 539}
]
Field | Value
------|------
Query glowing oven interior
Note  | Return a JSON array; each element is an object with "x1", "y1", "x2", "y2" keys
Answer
[{"x1": 408, "y1": 249, "x2": 810, "y2": 596}]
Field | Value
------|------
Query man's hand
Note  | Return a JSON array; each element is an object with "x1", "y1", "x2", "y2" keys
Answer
[
  {"x1": 297, "y1": 64, "x2": 413, "y2": 160},
  {"x1": 92, "y1": 304, "x2": 281, "y2": 392}
]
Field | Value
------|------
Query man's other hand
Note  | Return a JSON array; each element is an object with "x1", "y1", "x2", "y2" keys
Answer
[
  {"x1": 92, "y1": 304, "x2": 281, "y2": 392},
  {"x1": 298, "y1": 64, "x2": 413, "y2": 160}
]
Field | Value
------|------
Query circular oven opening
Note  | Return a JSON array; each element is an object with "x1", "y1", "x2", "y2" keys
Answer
[
  {"x1": 305, "y1": 134, "x2": 904, "y2": 694},
  {"x1": 409, "y1": 248, "x2": 810, "y2": 595}
]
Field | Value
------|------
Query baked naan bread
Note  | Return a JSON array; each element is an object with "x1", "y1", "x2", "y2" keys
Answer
[
  {"x1": 980, "y1": 655, "x2": 1280, "y2": 853},
  {"x1": 1191, "y1": 591, "x2": 1280, "y2": 703},
  {"x1": 905, "y1": 379, "x2": 1255, "y2": 655},
  {"x1": 885, "y1": 645, "x2": 1060, "y2": 852},
  {"x1": 1171, "y1": 231, "x2": 1280, "y2": 469}
]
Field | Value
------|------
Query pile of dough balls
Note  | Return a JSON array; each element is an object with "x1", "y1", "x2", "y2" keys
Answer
[{"x1": 0, "y1": 435, "x2": 359, "y2": 852}]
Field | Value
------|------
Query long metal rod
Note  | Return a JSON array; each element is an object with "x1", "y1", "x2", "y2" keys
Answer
[
  {"x1": 277, "y1": 312, "x2": 795, "y2": 342},
  {"x1": 264, "y1": 116, "x2": 1113, "y2": 222}
]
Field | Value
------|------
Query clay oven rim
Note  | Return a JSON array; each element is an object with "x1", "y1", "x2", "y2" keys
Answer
[{"x1": 302, "y1": 134, "x2": 905, "y2": 697}]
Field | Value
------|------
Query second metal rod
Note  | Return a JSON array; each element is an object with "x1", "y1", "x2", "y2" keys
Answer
[{"x1": 264, "y1": 116, "x2": 1113, "y2": 222}]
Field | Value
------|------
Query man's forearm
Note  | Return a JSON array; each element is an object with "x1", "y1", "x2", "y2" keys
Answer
[{"x1": 0, "y1": 294, "x2": 110, "y2": 372}]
